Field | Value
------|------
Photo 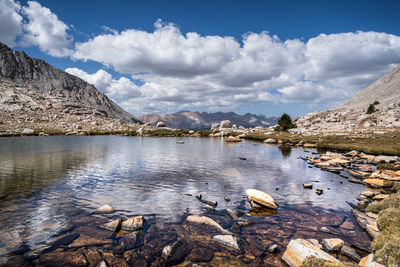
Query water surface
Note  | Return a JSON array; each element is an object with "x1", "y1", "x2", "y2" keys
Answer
[{"x1": 0, "y1": 136, "x2": 370, "y2": 265}]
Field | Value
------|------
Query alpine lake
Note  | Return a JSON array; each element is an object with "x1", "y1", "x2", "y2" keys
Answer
[{"x1": 0, "y1": 136, "x2": 372, "y2": 266}]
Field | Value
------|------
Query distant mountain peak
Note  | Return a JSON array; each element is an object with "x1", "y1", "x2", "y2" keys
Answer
[{"x1": 138, "y1": 111, "x2": 278, "y2": 129}]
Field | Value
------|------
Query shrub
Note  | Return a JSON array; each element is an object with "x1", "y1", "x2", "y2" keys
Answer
[
  {"x1": 372, "y1": 232, "x2": 400, "y2": 265},
  {"x1": 277, "y1": 113, "x2": 296, "y2": 131},
  {"x1": 367, "y1": 104, "x2": 376, "y2": 114},
  {"x1": 367, "y1": 192, "x2": 400, "y2": 214}
]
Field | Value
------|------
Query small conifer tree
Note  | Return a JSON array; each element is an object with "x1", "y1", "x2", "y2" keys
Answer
[{"x1": 277, "y1": 113, "x2": 296, "y2": 131}]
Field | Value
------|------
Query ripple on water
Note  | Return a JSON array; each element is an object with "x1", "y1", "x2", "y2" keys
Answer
[{"x1": 0, "y1": 136, "x2": 369, "y2": 262}]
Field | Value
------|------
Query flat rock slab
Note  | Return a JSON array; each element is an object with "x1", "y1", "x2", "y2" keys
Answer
[
  {"x1": 213, "y1": 235, "x2": 240, "y2": 250},
  {"x1": 186, "y1": 215, "x2": 231, "y2": 235},
  {"x1": 363, "y1": 179, "x2": 394, "y2": 188},
  {"x1": 282, "y1": 239, "x2": 340, "y2": 267}
]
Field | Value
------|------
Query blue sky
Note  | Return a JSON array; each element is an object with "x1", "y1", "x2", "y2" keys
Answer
[{"x1": 1, "y1": 0, "x2": 400, "y2": 117}]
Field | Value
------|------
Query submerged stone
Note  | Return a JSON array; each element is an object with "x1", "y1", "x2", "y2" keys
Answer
[
  {"x1": 186, "y1": 215, "x2": 231, "y2": 235},
  {"x1": 213, "y1": 234, "x2": 240, "y2": 250}
]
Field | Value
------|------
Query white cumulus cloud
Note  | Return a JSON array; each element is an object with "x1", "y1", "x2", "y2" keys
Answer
[
  {"x1": 22, "y1": 1, "x2": 73, "y2": 57},
  {"x1": 71, "y1": 21, "x2": 400, "y2": 115},
  {"x1": 0, "y1": 0, "x2": 22, "y2": 46}
]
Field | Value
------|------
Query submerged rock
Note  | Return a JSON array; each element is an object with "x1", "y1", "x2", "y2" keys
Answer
[
  {"x1": 282, "y1": 239, "x2": 340, "y2": 267},
  {"x1": 121, "y1": 216, "x2": 145, "y2": 231},
  {"x1": 213, "y1": 235, "x2": 240, "y2": 250},
  {"x1": 226, "y1": 208, "x2": 244, "y2": 221},
  {"x1": 195, "y1": 193, "x2": 202, "y2": 200},
  {"x1": 162, "y1": 239, "x2": 192, "y2": 265},
  {"x1": 92, "y1": 204, "x2": 116, "y2": 214},
  {"x1": 224, "y1": 136, "x2": 242, "y2": 142},
  {"x1": 186, "y1": 215, "x2": 231, "y2": 235},
  {"x1": 245, "y1": 189, "x2": 278, "y2": 209},
  {"x1": 340, "y1": 245, "x2": 361, "y2": 262},
  {"x1": 176, "y1": 140, "x2": 184, "y2": 144}
]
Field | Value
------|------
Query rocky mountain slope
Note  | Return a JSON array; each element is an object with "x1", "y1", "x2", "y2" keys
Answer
[
  {"x1": 138, "y1": 110, "x2": 278, "y2": 129},
  {"x1": 0, "y1": 77, "x2": 138, "y2": 136},
  {"x1": 0, "y1": 42, "x2": 139, "y2": 124},
  {"x1": 295, "y1": 65, "x2": 400, "y2": 133}
]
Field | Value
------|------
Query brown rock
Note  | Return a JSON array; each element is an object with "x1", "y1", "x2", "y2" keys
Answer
[
  {"x1": 364, "y1": 178, "x2": 394, "y2": 188},
  {"x1": 187, "y1": 246, "x2": 214, "y2": 262}
]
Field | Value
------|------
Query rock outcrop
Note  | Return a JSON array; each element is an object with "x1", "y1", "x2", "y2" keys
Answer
[
  {"x1": 294, "y1": 65, "x2": 400, "y2": 132},
  {"x1": 0, "y1": 42, "x2": 139, "y2": 124}
]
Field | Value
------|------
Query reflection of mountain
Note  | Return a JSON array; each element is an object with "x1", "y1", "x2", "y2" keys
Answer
[
  {"x1": 0, "y1": 138, "x2": 104, "y2": 204},
  {"x1": 0, "y1": 137, "x2": 109, "y2": 257}
]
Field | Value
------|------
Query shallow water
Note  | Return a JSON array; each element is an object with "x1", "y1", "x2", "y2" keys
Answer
[{"x1": 0, "y1": 136, "x2": 371, "y2": 265}]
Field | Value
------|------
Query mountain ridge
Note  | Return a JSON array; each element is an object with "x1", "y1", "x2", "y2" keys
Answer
[
  {"x1": 139, "y1": 110, "x2": 278, "y2": 129},
  {"x1": 0, "y1": 42, "x2": 139, "y2": 123}
]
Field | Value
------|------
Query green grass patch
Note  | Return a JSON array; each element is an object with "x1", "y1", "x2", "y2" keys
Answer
[{"x1": 246, "y1": 131, "x2": 400, "y2": 156}]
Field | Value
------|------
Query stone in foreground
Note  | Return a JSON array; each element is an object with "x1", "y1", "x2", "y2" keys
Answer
[
  {"x1": 282, "y1": 239, "x2": 340, "y2": 267},
  {"x1": 92, "y1": 204, "x2": 116, "y2": 214},
  {"x1": 121, "y1": 216, "x2": 145, "y2": 231},
  {"x1": 186, "y1": 215, "x2": 231, "y2": 235},
  {"x1": 213, "y1": 235, "x2": 240, "y2": 250},
  {"x1": 321, "y1": 238, "x2": 344, "y2": 252},
  {"x1": 102, "y1": 218, "x2": 123, "y2": 232},
  {"x1": 245, "y1": 189, "x2": 278, "y2": 209}
]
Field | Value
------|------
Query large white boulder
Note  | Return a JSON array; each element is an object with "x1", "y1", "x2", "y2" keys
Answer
[
  {"x1": 245, "y1": 189, "x2": 278, "y2": 209},
  {"x1": 220, "y1": 120, "x2": 231, "y2": 128},
  {"x1": 282, "y1": 239, "x2": 340, "y2": 267}
]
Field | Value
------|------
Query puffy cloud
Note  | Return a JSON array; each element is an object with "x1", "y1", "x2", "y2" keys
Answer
[
  {"x1": 65, "y1": 68, "x2": 141, "y2": 102},
  {"x1": 0, "y1": 0, "x2": 22, "y2": 46},
  {"x1": 71, "y1": 21, "x2": 400, "y2": 114},
  {"x1": 22, "y1": 1, "x2": 73, "y2": 57}
]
